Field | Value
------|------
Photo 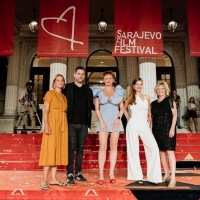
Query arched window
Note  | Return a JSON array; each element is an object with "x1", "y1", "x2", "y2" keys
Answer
[{"x1": 86, "y1": 50, "x2": 118, "y2": 87}]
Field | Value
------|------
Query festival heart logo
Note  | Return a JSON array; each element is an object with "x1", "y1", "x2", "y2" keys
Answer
[{"x1": 41, "y1": 6, "x2": 84, "y2": 51}]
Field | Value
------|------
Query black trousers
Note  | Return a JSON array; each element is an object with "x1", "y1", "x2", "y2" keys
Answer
[{"x1": 67, "y1": 123, "x2": 88, "y2": 175}]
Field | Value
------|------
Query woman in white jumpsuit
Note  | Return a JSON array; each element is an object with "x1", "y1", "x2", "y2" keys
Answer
[{"x1": 124, "y1": 78, "x2": 162, "y2": 184}]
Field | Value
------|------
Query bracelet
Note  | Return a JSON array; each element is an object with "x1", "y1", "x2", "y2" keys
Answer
[{"x1": 117, "y1": 116, "x2": 121, "y2": 120}]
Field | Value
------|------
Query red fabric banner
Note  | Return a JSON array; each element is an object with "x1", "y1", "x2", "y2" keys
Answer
[
  {"x1": 0, "y1": 0, "x2": 15, "y2": 56},
  {"x1": 37, "y1": 0, "x2": 88, "y2": 57},
  {"x1": 186, "y1": 0, "x2": 200, "y2": 56},
  {"x1": 112, "y1": 0, "x2": 163, "y2": 57}
]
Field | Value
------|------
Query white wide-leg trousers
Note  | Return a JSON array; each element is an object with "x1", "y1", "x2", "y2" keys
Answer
[{"x1": 126, "y1": 125, "x2": 162, "y2": 183}]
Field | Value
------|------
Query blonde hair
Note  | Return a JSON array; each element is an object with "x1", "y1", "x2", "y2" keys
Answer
[
  {"x1": 127, "y1": 78, "x2": 143, "y2": 105},
  {"x1": 154, "y1": 81, "x2": 170, "y2": 96},
  {"x1": 52, "y1": 74, "x2": 65, "y2": 89}
]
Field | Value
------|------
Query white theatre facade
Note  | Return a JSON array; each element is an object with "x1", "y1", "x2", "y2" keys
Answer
[{"x1": 0, "y1": 25, "x2": 199, "y2": 133}]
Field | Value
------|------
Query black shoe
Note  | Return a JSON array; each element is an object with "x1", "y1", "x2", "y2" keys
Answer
[
  {"x1": 75, "y1": 172, "x2": 87, "y2": 182},
  {"x1": 178, "y1": 126, "x2": 182, "y2": 129},
  {"x1": 67, "y1": 173, "x2": 75, "y2": 185}
]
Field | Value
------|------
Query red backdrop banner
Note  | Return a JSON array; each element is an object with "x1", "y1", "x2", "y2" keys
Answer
[
  {"x1": 0, "y1": 0, "x2": 15, "y2": 56},
  {"x1": 112, "y1": 0, "x2": 163, "y2": 57},
  {"x1": 37, "y1": 0, "x2": 88, "y2": 57},
  {"x1": 187, "y1": 0, "x2": 200, "y2": 56}
]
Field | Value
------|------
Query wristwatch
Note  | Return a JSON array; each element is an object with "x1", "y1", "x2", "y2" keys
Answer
[{"x1": 117, "y1": 116, "x2": 121, "y2": 120}]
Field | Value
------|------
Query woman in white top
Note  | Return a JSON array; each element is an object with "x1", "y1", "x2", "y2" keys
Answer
[
  {"x1": 124, "y1": 78, "x2": 162, "y2": 185},
  {"x1": 188, "y1": 97, "x2": 199, "y2": 132}
]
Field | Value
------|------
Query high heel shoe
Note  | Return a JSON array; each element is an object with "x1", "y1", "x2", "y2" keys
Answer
[
  {"x1": 110, "y1": 179, "x2": 116, "y2": 184},
  {"x1": 162, "y1": 175, "x2": 171, "y2": 182},
  {"x1": 97, "y1": 180, "x2": 105, "y2": 185},
  {"x1": 168, "y1": 180, "x2": 176, "y2": 188}
]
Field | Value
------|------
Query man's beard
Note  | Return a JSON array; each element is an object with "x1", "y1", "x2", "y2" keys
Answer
[{"x1": 75, "y1": 78, "x2": 84, "y2": 83}]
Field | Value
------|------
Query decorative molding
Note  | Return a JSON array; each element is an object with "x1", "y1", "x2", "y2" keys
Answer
[{"x1": 139, "y1": 57, "x2": 156, "y2": 64}]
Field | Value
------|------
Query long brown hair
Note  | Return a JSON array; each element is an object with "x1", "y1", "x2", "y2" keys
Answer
[
  {"x1": 127, "y1": 78, "x2": 143, "y2": 105},
  {"x1": 189, "y1": 97, "x2": 195, "y2": 104}
]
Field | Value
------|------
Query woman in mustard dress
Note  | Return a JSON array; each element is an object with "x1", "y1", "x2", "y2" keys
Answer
[{"x1": 39, "y1": 74, "x2": 68, "y2": 190}]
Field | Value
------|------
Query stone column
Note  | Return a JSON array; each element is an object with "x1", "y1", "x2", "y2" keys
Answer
[
  {"x1": 184, "y1": 41, "x2": 200, "y2": 100},
  {"x1": 17, "y1": 41, "x2": 29, "y2": 113},
  {"x1": 139, "y1": 57, "x2": 157, "y2": 101},
  {"x1": 126, "y1": 57, "x2": 139, "y2": 86},
  {"x1": 0, "y1": 39, "x2": 20, "y2": 132},
  {"x1": 184, "y1": 41, "x2": 200, "y2": 128},
  {"x1": 49, "y1": 58, "x2": 67, "y2": 89},
  {"x1": 4, "y1": 39, "x2": 20, "y2": 115},
  {"x1": 126, "y1": 57, "x2": 139, "y2": 98},
  {"x1": 67, "y1": 58, "x2": 80, "y2": 83}
]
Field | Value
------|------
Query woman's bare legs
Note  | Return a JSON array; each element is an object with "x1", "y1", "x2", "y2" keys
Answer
[
  {"x1": 189, "y1": 118, "x2": 193, "y2": 132},
  {"x1": 98, "y1": 131, "x2": 109, "y2": 180},
  {"x1": 42, "y1": 166, "x2": 50, "y2": 185},
  {"x1": 167, "y1": 151, "x2": 176, "y2": 187},
  {"x1": 194, "y1": 118, "x2": 199, "y2": 132},
  {"x1": 50, "y1": 166, "x2": 59, "y2": 184},
  {"x1": 109, "y1": 132, "x2": 119, "y2": 179},
  {"x1": 160, "y1": 151, "x2": 170, "y2": 179}
]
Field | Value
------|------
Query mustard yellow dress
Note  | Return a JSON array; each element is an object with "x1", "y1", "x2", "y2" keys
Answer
[{"x1": 39, "y1": 90, "x2": 68, "y2": 166}]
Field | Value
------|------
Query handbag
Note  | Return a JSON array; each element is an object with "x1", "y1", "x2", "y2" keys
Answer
[{"x1": 185, "y1": 109, "x2": 190, "y2": 120}]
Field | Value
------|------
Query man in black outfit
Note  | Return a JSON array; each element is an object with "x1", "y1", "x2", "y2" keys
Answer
[{"x1": 63, "y1": 66, "x2": 94, "y2": 185}]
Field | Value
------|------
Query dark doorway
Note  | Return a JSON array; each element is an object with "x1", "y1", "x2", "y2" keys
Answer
[
  {"x1": 156, "y1": 67, "x2": 175, "y2": 91},
  {"x1": 0, "y1": 56, "x2": 8, "y2": 115},
  {"x1": 30, "y1": 67, "x2": 50, "y2": 125},
  {"x1": 156, "y1": 52, "x2": 175, "y2": 92}
]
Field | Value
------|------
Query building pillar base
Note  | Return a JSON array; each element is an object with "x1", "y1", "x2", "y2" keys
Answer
[{"x1": 0, "y1": 115, "x2": 17, "y2": 133}]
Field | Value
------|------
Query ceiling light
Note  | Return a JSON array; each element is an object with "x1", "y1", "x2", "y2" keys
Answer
[
  {"x1": 29, "y1": 9, "x2": 39, "y2": 33},
  {"x1": 166, "y1": 8, "x2": 178, "y2": 33},
  {"x1": 97, "y1": 9, "x2": 108, "y2": 33}
]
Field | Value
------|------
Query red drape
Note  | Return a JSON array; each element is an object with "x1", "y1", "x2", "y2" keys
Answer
[
  {"x1": 0, "y1": 0, "x2": 15, "y2": 56},
  {"x1": 112, "y1": 0, "x2": 163, "y2": 57},
  {"x1": 186, "y1": 0, "x2": 200, "y2": 56},
  {"x1": 37, "y1": 0, "x2": 88, "y2": 57}
]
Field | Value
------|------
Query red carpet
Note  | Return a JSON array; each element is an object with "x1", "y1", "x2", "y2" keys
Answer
[
  {"x1": 0, "y1": 170, "x2": 138, "y2": 200},
  {"x1": 0, "y1": 133, "x2": 200, "y2": 199},
  {"x1": 0, "y1": 169, "x2": 199, "y2": 200},
  {"x1": 0, "y1": 133, "x2": 200, "y2": 170}
]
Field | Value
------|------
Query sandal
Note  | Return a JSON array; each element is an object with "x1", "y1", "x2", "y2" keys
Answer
[
  {"x1": 41, "y1": 182, "x2": 50, "y2": 190},
  {"x1": 49, "y1": 181, "x2": 66, "y2": 186},
  {"x1": 162, "y1": 175, "x2": 171, "y2": 182},
  {"x1": 135, "y1": 180, "x2": 144, "y2": 185}
]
